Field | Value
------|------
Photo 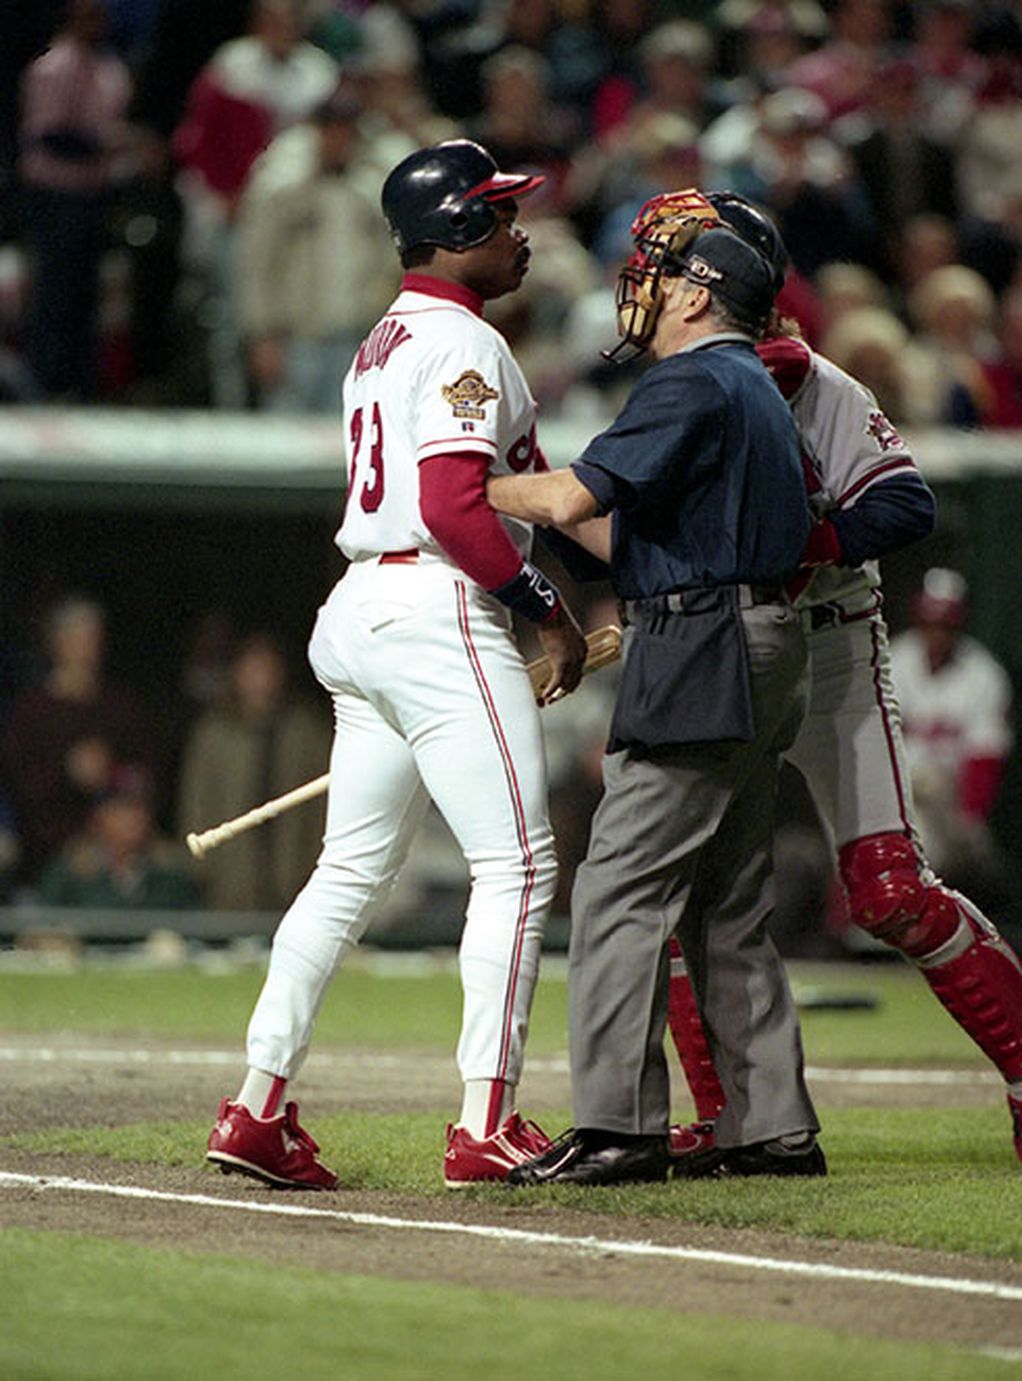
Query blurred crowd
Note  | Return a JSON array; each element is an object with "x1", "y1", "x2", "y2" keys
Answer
[
  {"x1": 0, "y1": 0, "x2": 1021, "y2": 425},
  {"x1": 0, "y1": 594, "x2": 334, "y2": 913},
  {"x1": 0, "y1": 570, "x2": 1013, "y2": 948},
  {"x1": 1, "y1": 0, "x2": 1021, "y2": 936},
  {"x1": 0, "y1": 584, "x2": 621, "y2": 923}
]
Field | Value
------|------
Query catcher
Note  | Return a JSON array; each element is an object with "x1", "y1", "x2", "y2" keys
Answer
[{"x1": 661, "y1": 192, "x2": 1022, "y2": 1173}]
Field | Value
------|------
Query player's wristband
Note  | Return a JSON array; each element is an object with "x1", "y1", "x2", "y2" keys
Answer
[{"x1": 490, "y1": 561, "x2": 563, "y2": 624}]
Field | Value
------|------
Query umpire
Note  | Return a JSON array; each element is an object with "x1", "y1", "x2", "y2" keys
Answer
[{"x1": 486, "y1": 211, "x2": 821, "y2": 1185}]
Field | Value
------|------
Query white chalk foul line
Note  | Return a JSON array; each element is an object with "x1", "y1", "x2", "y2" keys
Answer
[
  {"x1": 0, "y1": 1046, "x2": 1000, "y2": 1085},
  {"x1": 804, "y1": 1066, "x2": 998, "y2": 1087},
  {"x1": 1, "y1": 1170, "x2": 1019, "y2": 1302},
  {"x1": 0, "y1": 1047, "x2": 403, "y2": 1069}
]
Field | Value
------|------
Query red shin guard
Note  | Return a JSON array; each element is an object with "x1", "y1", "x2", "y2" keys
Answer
[
  {"x1": 841, "y1": 834, "x2": 1022, "y2": 1083},
  {"x1": 921, "y1": 905, "x2": 1022, "y2": 1082},
  {"x1": 839, "y1": 833, "x2": 958, "y2": 958},
  {"x1": 666, "y1": 936, "x2": 727, "y2": 1121}
]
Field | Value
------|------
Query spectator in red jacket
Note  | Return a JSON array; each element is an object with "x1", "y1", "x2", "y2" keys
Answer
[{"x1": 172, "y1": 0, "x2": 337, "y2": 406}]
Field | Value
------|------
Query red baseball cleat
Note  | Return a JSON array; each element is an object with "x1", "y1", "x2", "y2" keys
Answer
[
  {"x1": 668, "y1": 1119, "x2": 716, "y2": 1159},
  {"x1": 1009, "y1": 1093, "x2": 1022, "y2": 1164},
  {"x1": 444, "y1": 1111, "x2": 552, "y2": 1188},
  {"x1": 206, "y1": 1098, "x2": 339, "y2": 1190}
]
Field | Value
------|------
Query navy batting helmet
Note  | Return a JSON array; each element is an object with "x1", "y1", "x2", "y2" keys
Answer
[
  {"x1": 381, "y1": 139, "x2": 545, "y2": 256},
  {"x1": 706, "y1": 192, "x2": 788, "y2": 291}
]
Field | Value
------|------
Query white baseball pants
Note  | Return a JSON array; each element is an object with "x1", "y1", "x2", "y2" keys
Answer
[{"x1": 246, "y1": 557, "x2": 557, "y2": 1087}]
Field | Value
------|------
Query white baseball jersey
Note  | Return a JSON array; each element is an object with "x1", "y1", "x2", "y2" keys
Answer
[
  {"x1": 889, "y1": 630, "x2": 1014, "y2": 783},
  {"x1": 245, "y1": 274, "x2": 557, "y2": 1109},
  {"x1": 337, "y1": 278, "x2": 537, "y2": 566}
]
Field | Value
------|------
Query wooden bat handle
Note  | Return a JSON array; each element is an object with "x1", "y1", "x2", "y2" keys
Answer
[
  {"x1": 186, "y1": 773, "x2": 330, "y2": 858},
  {"x1": 527, "y1": 623, "x2": 622, "y2": 700}
]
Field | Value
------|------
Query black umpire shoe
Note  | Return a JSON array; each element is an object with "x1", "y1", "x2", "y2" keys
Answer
[
  {"x1": 672, "y1": 1132, "x2": 826, "y2": 1179},
  {"x1": 507, "y1": 1128, "x2": 670, "y2": 1187}
]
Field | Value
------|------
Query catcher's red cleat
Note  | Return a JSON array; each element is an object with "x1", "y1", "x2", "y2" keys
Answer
[
  {"x1": 206, "y1": 1098, "x2": 339, "y2": 1190},
  {"x1": 444, "y1": 1112, "x2": 552, "y2": 1188},
  {"x1": 1009, "y1": 1093, "x2": 1022, "y2": 1164},
  {"x1": 668, "y1": 1119, "x2": 716, "y2": 1159}
]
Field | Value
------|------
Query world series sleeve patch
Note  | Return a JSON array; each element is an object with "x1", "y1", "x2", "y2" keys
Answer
[{"x1": 441, "y1": 370, "x2": 500, "y2": 419}]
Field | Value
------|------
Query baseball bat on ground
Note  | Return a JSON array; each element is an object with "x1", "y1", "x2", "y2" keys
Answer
[{"x1": 185, "y1": 624, "x2": 622, "y2": 860}]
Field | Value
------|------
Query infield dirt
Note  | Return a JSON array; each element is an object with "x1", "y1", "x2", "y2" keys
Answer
[{"x1": 2, "y1": 1032, "x2": 1020, "y2": 1356}]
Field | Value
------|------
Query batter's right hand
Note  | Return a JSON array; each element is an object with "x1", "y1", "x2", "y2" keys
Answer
[{"x1": 535, "y1": 605, "x2": 588, "y2": 705}]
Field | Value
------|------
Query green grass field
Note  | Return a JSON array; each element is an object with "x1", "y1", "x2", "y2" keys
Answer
[
  {"x1": 0, "y1": 951, "x2": 992, "y2": 1062},
  {"x1": 1, "y1": 953, "x2": 1020, "y2": 1380},
  {"x1": 5, "y1": 1228, "x2": 1015, "y2": 1381},
  {"x1": 2, "y1": 1228, "x2": 1014, "y2": 1381}
]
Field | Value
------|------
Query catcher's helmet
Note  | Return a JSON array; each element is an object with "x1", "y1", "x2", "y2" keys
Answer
[
  {"x1": 381, "y1": 139, "x2": 545, "y2": 256},
  {"x1": 706, "y1": 192, "x2": 788, "y2": 291}
]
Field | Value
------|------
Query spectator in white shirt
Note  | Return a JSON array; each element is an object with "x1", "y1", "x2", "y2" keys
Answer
[
  {"x1": 890, "y1": 567, "x2": 1014, "y2": 899},
  {"x1": 238, "y1": 90, "x2": 398, "y2": 413}
]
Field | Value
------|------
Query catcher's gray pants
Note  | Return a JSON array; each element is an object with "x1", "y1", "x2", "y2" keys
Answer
[{"x1": 569, "y1": 601, "x2": 819, "y2": 1147}]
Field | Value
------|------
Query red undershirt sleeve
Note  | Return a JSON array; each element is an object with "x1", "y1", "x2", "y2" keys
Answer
[{"x1": 419, "y1": 451, "x2": 524, "y2": 591}]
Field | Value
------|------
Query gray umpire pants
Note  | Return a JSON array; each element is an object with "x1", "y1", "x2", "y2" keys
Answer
[{"x1": 569, "y1": 601, "x2": 819, "y2": 1147}]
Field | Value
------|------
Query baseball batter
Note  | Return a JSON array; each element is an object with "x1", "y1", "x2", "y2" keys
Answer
[
  {"x1": 206, "y1": 139, "x2": 587, "y2": 1191},
  {"x1": 667, "y1": 193, "x2": 1022, "y2": 1171}
]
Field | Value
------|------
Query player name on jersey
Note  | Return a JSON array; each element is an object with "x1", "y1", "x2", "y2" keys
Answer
[{"x1": 354, "y1": 319, "x2": 413, "y2": 379}]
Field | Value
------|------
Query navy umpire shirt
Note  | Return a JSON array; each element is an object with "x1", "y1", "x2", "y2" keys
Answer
[{"x1": 573, "y1": 335, "x2": 810, "y2": 599}]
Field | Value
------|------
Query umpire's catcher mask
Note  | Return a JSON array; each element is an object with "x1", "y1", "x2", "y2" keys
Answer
[
  {"x1": 381, "y1": 139, "x2": 545, "y2": 255},
  {"x1": 606, "y1": 188, "x2": 720, "y2": 362}
]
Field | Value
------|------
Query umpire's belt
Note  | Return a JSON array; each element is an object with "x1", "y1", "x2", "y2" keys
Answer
[{"x1": 618, "y1": 582, "x2": 787, "y2": 627}]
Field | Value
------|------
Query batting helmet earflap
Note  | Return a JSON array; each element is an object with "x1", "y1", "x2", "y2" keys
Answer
[
  {"x1": 706, "y1": 191, "x2": 789, "y2": 291},
  {"x1": 381, "y1": 139, "x2": 545, "y2": 256}
]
